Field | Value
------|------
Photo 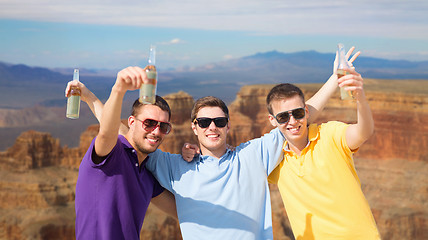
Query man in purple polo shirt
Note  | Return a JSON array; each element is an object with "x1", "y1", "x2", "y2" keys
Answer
[{"x1": 72, "y1": 66, "x2": 177, "y2": 240}]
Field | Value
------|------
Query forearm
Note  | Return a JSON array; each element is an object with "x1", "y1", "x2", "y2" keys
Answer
[
  {"x1": 355, "y1": 95, "x2": 375, "y2": 141},
  {"x1": 306, "y1": 74, "x2": 338, "y2": 123},
  {"x1": 85, "y1": 91, "x2": 129, "y2": 135},
  {"x1": 83, "y1": 91, "x2": 104, "y2": 122},
  {"x1": 95, "y1": 87, "x2": 126, "y2": 156},
  {"x1": 346, "y1": 93, "x2": 374, "y2": 150}
]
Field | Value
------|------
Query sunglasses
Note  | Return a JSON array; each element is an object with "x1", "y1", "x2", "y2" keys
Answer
[
  {"x1": 273, "y1": 107, "x2": 306, "y2": 124},
  {"x1": 193, "y1": 117, "x2": 228, "y2": 128},
  {"x1": 135, "y1": 118, "x2": 172, "y2": 134}
]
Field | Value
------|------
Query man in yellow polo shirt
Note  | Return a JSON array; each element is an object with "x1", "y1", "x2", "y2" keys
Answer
[{"x1": 267, "y1": 68, "x2": 380, "y2": 239}]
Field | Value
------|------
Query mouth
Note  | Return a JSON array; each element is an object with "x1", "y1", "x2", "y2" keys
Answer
[
  {"x1": 206, "y1": 133, "x2": 220, "y2": 139},
  {"x1": 145, "y1": 136, "x2": 160, "y2": 145},
  {"x1": 287, "y1": 125, "x2": 301, "y2": 134}
]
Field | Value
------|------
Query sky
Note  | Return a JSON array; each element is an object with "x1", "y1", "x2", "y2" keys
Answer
[{"x1": 1, "y1": 0, "x2": 428, "y2": 71}]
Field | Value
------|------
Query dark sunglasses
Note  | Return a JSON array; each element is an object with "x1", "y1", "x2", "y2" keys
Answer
[
  {"x1": 273, "y1": 107, "x2": 306, "y2": 124},
  {"x1": 193, "y1": 117, "x2": 228, "y2": 128},
  {"x1": 135, "y1": 118, "x2": 172, "y2": 134}
]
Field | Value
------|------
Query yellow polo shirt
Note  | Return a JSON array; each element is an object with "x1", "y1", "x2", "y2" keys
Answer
[{"x1": 269, "y1": 121, "x2": 380, "y2": 239}]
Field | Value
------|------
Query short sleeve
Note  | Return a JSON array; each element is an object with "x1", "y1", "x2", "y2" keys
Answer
[
  {"x1": 146, "y1": 149, "x2": 184, "y2": 192},
  {"x1": 151, "y1": 176, "x2": 165, "y2": 198},
  {"x1": 236, "y1": 128, "x2": 285, "y2": 175}
]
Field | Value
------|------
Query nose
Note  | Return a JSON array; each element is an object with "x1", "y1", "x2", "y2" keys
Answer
[
  {"x1": 151, "y1": 124, "x2": 163, "y2": 135},
  {"x1": 288, "y1": 114, "x2": 298, "y2": 124},
  {"x1": 208, "y1": 120, "x2": 217, "y2": 129}
]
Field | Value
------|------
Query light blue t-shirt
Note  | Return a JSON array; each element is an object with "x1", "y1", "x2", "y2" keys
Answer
[{"x1": 146, "y1": 128, "x2": 284, "y2": 240}]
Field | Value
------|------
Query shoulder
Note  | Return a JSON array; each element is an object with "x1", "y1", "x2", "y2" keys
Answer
[
  {"x1": 318, "y1": 121, "x2": 348, "y2": 134},
  {"x1": 236, "y1": 128, "x2": 284, "y2": 151}
]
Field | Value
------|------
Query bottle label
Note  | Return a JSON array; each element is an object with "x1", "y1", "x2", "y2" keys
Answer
[
  {"x1": 139, "y1": 83, "x2": 157, "y2": 104},
  {"x1": 146, "y1": 71, "x2": 157, "y2": 79},
  {"x1": 66, "y1": 95, "x2": 81, "y2": 119}
]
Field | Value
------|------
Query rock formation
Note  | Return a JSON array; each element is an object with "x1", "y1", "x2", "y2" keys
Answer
[{"x1": 1, "y1": 79, "x2": 427, "y2": 240}]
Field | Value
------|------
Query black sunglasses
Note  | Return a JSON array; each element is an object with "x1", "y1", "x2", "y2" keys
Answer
[
  {"x1": 135, "y1": 118, "x2": 172, "y2": 134},
  {"x1": 193, "y1": 117, "x2": 228, "y2": 128},
  {"x1": 273, "y1": 107, "x2": 306, "y2": 124}
]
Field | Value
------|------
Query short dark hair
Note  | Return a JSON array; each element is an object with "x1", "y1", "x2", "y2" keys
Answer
[
  {"x1": 191, "y1": 96, "x2": 229, "y2": 121},
  {"x1": 131, "y1": 95, "x2": 171, "y2": 120},
  {"x1": 266, "y1": 83, "x2": 305, "y2": 115}
]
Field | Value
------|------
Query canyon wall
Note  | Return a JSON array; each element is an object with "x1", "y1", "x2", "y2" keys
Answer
[{"x1": 1, "y1": 79, "x2": 427, "y2": 239}]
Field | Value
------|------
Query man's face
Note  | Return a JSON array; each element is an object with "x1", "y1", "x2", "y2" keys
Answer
[
  {"x1": 268, "y1": 95, "x2": 309, "y2": 143},
  {"x1": 128, "y1": 105, "x2": 170, "y2": 155},
  {"x1": 192, "y1": 106, "x2": 230, "y2": 155}
]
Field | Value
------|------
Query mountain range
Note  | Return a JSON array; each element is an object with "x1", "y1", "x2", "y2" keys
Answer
[{"x1": 1, "y1": 50, "x2": 428, "y2": 109}]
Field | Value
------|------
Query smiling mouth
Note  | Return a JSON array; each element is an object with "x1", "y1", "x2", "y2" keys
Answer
[
  {"x1": 206, "y1": 134, "x2": 220, "y2": 139},
  {"x1": 146, "y1": 136, "x2": 160, "y2": 144},
  {"x1": 287, "y1": 125, "x2": 301, "y2": 134}
]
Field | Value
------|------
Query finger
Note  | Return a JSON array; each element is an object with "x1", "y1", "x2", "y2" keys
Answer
[
  {"x1": 349, "y1": 51, "x2": 361, "y2": 63},
  {"x1": 345, "y1": 46, "x2": 355, "y2": 60},
  {"x1": 65, "y1": 82, "x2": 71, "y2": 97},
  {"x1": 126, "y1": 67, "x2": 141, "y2": 88}
]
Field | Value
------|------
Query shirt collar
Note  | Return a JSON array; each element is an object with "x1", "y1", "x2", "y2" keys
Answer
[
  {"x1": 282, "y1": 123, "x2": 320, "y2": 153},
  {"x1": 196, "y1": 148, "x2": 232, "y2": 163}
]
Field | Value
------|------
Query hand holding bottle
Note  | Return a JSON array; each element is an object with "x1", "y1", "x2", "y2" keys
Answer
[
  {"x1": 112, "y1": 66, "x2": 149, "y2": 94},
  {"x1": 333, "y1": 46, "x2": 360, "y2": 75},
  {"x1": 66, "y1": 69, "x2": 81, "y2": 119},
  {"x1": 337, "y1": 67, "x2": 366, "y2": 102},
  {"x1": 335, "y1": 44, "x2": 361, "y2": 100},
  {"x1": 65, "y1": 79, "x2": 97, "y2": 104}
]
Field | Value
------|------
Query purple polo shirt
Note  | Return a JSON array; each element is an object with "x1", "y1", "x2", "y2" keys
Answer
[{"x1": 75, "y1": 135, "x2": 164, "y2": 240}]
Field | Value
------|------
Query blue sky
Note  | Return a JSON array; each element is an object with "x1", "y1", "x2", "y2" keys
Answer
[{"x1": 1, "y1": 0, "x2": 427, "y2": 70}]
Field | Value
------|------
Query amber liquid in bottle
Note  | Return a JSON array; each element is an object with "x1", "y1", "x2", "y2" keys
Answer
[
  {"x1": 140, "y1": 65, "x2": 157, "y2": 104},
  {"x1": 337, "y1": 44, "x2": 353, "y2": 100},
  {"x1": 140, "y1": 46, "x2": 157, "y2": 104},
  {"x1": 337, "y1": 68, "x2": 353, "y2": 100}
]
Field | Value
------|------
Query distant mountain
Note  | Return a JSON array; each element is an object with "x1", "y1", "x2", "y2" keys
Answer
[{"x1": 1, "y1": 50, "x2": 428, "y2": 109}]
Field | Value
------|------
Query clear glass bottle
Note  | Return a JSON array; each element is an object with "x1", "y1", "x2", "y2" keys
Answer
[
  {"x1": 140, "y1": 45, "x2": 157, "y2": 104},
  {"x1": 337, "y1": 43, "x2": 353, "y2": 100},
  {"x1": 66, "y1": 69, "x2": 81, "y2": 119}
]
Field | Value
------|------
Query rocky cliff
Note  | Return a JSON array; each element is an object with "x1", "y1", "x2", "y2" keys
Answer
[{"x1": 1, "y1": 79, "x2": 427, "y2": 240}]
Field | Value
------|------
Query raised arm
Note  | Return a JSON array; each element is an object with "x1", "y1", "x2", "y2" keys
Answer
[
  {"x1": 65, "y1": 80, "x2": 129, "y2": 136},
  {"x1": 340, "y1": 68, "x2": 374, "y2": 150},
  {"x1": 95, "y1": 67, "x2": 147, "y2": 157},
  {"x1": 306, "y1": 47, "x2": 360, "y2": 123}
]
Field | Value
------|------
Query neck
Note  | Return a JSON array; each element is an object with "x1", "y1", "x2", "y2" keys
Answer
[
  {"x1": 136, "y1": 152, "x2": 148, "y2": 165},
  {"x1": 200, "y1": 145, "x2": 227, "y2": 159},
  {"x1": 287, "y1": 133, "x2": 309, "y2": 156},
  {"x1": 125, "y1": 134, "x2": 148, "y2": 165}
]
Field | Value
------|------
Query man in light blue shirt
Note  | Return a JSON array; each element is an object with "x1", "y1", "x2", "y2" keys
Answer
[{"x1": 146, "y1": 96, "x2": 284, "y2": 239}]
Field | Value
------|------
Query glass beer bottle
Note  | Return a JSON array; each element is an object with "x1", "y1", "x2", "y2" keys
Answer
[
  {"x1": 337, "y1": 43, "x2": 353, "y2": 100},
  {"x1": 140, "y1": 45, "x2": 157, "y2": 104},
  {"x1": 66, "y1": 69, "x2": 81, "y2": 119}
]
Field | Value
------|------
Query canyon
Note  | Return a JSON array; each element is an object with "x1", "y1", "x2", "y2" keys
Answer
[{"x1": 1, "y1": 79, "x2": 427, "y2": 239}]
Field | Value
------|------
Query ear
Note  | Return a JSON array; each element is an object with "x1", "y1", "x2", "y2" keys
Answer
[
  {"x1": 191, "y1": 122, "x2": 198, "y2": 136},
  {"x1": 305, "y1": 105, "x2": 310, "y2": 119},
  {"x1": 128, "y1": 116, "x2": 136, "y2": 129},
  {"x1": 226, "y1": 121, "x2": 230, "y2": 134},
  {"x1": 268, "y1": 114, "x2": 277, "y2": 127}
]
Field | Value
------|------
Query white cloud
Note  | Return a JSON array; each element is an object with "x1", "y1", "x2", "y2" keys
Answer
[
  {"x1": 158, "y1": 38, "x2": 184, "y2": 45},
  {"x1": 1, "y1": 0, "x2": 427, "y2": 39},
  {"x1": 223, "y1": 54, "x2": 234, "y2": 60}
]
